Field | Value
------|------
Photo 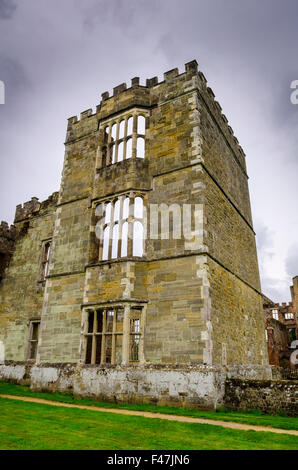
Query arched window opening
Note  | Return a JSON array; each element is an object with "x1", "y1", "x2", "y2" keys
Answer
[
  {"x1": 114, "y1": 199, "x2": 120, "y2": 221},
  {"x1": 136, "y1": 137, "x2": 145, "y2": 159},
  {"x1": 111, "y1": 224, "x2": 119, "y2": 259},
  {"x1": 105, "y1": 202, "x2": 111, "y2": 224},
  {"x1": 117, "y1": 141, "x2": 124, "y2": 162},
  {"x1": 111, "y1": 123, "x2": 117, "y2": 140},
  {"x1": 123, "y1": 197, "x2": 129, "y2": 219},
  {"x1": 104, "y1": 127, "x2": 109, "y2": 143},
  {"x1": 137, "y1": 115, "x2": 145, "y2": 135},
  {"x1": 134, "y1": 197, "x2": 143, "y2": 219},
  {"x1": 101, "y1": 113, "x2": 147, "y2": 167},
  {"x1": 98, "y1": 196, "x2": 144, "y2": 261},
  {"x1": 119, "y1": 120, "x2": 125, "y2": 139},
  {"x1": 126, "y1": 138, "x2": 132, "y2": 159},
  {"x1": 121, "y1": 222, "x2": 128, "y2": 257},
  {"x1": 102, "y1": 226, "x2": 110, "y2": 260},
  {"x1": 127, "y1": 116, "x2": 133, "y2": 136},
  {"x1": 133, "y1": 221, "x2": 143, "y2": 257},
  {"x1": 110, "y1": 144, "x2": 116, "y2": 164}
]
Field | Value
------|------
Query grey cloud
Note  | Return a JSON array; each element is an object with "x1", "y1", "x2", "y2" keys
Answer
[
  {"x1": 285, "y1": 244, "x2": 298, "y2": 279},
  {"x1": 261, "y1": 276, "x2": 290, "y2": 303},
  {"x1": 0, "y1": 56, "x2": 30, "y2": 91},
  {"x1": 0, "y1": 0, "x2": 297, "y2": 303},
  {"x1": 0, "y1": 0, "x2": 17, "y2": 19},
  {"x1": 255, "y1": 222, "x2": 274, "y2": 259}
]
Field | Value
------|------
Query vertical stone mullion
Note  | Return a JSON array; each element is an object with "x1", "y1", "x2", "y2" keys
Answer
[
  {"x1": 115, "y1": 120, "x2": 119, "y2": 163},
  {"x1": 122, "y1": 304, "x2": 130, "y2": 365},
  {"x1": 111, "y1": 308, "x2": 116, "y2": 365},
  {"x1": 95, "y1": 145, "x2": 102, "y2": 170},
  {"x1": 127, "y1": 195, "x2": 134, "y2": 257},
  {"x1": 107, "y1": 124, "x2": 112, "y2": 164},
  {"x1": 101, "y1": 309, "x2": 106, "y2": 364},
  {"x1": 79, "y1": 309, "x2": 88, "y2": 365},
  {"x1": 139, "y1": 305, "x2": 146, "y2": 364},
  {"x1": 98, "y1": 203, "x2": 104, "y2": 261},
  {"x1": 118, "y1": 197, "x2": 124, "y2": 257},
  {"x1": 91, "y1": 309, "x2": 97, "y2": 365}
]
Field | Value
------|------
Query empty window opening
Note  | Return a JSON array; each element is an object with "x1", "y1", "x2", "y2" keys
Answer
[
  {"x1": 285, "y1": 313, "x2": 294, "y2": 320},
  {"x1": 136, "y1": 137, "x2": 145, "y2": 159},
  {"x1": 130, "y1": 309, "x2": 141, "y2": 362},
  {"x1": 28, "y1": 321, "x2": 40, "y2": 360},
  {"x1": 272, "y1": 309, "x2": 279, "y2": 320},
  {"x1": 40, "y1": 241, "x2": 51, "y2": 282},
  {"x1": 98, "y1": 195, "x2": 144, "y2": 261},
  {"x1": 126, "y1": 138, "x2": 132, "y2": 159},
  {"x1": 101, "y1": 112, "x2": 147, "y2": 167},
  {"x1": 137, "y1": 115, "x2": 146, "y2": 135},
  {"x1": 84, "y1": 308, "x2": 124, "y2": 365},
  {"x1": 127, "y1": 116, "x2": 133, "y2": 136},
  {"x1": 84, "y1": 307, "x2": 142, "y2": 365},
  {"x1": 119, "y1": 120, "x2": 125, "y2": 139},
  {"x1": 133, "y1": 221, "x2": 143, "y2": 257}
]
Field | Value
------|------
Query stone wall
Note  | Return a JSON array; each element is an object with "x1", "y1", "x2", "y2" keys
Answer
[
  {"x1": 224, "y1": 378, "x2": 298, "y2": 416},
  {"x1": 0, "y1": 193, "x2": 58, "y2": 361},
  {"x1": 0, "y1": 221, "x2": 16, "y2": 282},
  {"x1": 0, "y1": 60, "x2": 269, "y2": 376},
  {"x1": 1, "y1": 362, "x2": 296, "y2": 416},
  {"x1": 0, "y1": 362, "x2": 226, "y2": 410}
]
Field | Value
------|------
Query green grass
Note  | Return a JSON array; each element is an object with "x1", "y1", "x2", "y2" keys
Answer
[
  {"x1": 0, "y1": 397, "x2": 297, "y2": 450},
  {"x1": 0, "y1": 381, "x2": 297, "y2": 431}
]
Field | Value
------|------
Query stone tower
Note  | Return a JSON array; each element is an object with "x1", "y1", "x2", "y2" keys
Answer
[{"x1": 0, "y1": 61, "x2": 270, "y2": 407}]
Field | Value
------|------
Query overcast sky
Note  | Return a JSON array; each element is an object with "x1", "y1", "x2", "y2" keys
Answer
[{"x1": 0, "y1": 0, "x2": 297, "y2": 302}]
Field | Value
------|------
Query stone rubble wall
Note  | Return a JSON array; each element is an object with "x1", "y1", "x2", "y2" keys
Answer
[
  {"x1": 1, "y1": 362, "x2": 296, "y2": 416},
  {"x1": 224, "y1": 378, "x2": 298, "y2": 417}
]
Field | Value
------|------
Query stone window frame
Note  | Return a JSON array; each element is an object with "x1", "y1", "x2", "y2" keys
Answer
[
  {"x1": 97, "y1": 108, "x2": 149, "y2": 168},
  {"x1": 95, "y1": 192, "x2": 145, "y2": 262},
  {"x1": 271, "y1": 309, "x2": 279, "y2": 321},
  {"x1": 38, "y1": 239, "x2": 52, "y2": 282},
  {"x1": 285, "y1": 313, "x2": 294, "y2": 320},
  {"x1": 26, "y1": 319, "x2": 40, "y2": 361},
  {"x1": 81, "y1": 303, "x2": 146, "y2": 365}
]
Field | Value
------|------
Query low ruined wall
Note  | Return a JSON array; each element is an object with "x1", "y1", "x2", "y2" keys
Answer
[
  {"x1": 0, "y1": 362, "x2": 226, "y2": 410},
  {"x1": 224, "y1": 378, "x2": 298, "y2": 416},
  {"x1": 1, "y1": 362, "x2": 296, "y2": 416}
]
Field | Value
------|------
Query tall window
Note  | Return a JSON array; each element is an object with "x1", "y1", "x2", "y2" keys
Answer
[
  {"x1": 130, "y1": 308, "x2": 142, "y2": 362},
  {"x1": 285, "y1": 313, "x2": 294, "y2": 320},
  {"x1": 84, "y1": 308, "x2": 124, "y2": 365},
  {"x1": 272, "y1": 309, "x2": 279, "y2": 321},
  {"x1": 98, "y1": 195, "x2": 144, "y2": 261},
  {"x1": 39, "y1": 241, "x2": 51, "y2": 281},
  {"x1": 27, "y1": 320, "x2": 40, "y2": 360},
  {"x1": 101, "y1": 113, "x2": 146, "y2": 167},
  {"x1": 83, "y1": 306, "x2": 143, "y2": 365}
]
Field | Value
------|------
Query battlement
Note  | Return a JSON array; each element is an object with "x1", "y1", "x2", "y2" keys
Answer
[
  {"x1": 14, "y1": 192, "x2": 59, "y2": 223},
  {"x1": 274, "y1": 302, "x2": 293, "y2": 309},
  {"x1": 0, "y1": 221, "x2": 16, "y2": 244},
  {"x1": 0, "y1": 221, "x2": 17, "y2": 281},
  {"x1": 65, "y1": 60, "x2": 246, "y2": 167}
]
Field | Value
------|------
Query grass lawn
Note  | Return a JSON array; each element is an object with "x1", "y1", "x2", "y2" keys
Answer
[
  {"x1": 0, "y1": 396, "x2": 298, "y2": 450},
  {"x1": 0, "y1": 381, "x2": 297, "y2": 432}
]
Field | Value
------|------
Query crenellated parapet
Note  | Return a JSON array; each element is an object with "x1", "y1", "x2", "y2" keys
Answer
[
  {"x1": 14, "y1": 192, "x2": 58, "y2": 223},
  {"x1": 0, "y1": 221, "x2": 17, "y2": 252},
  {"x1": 0, "y1": 221, "x2": 17, "y2": 281},
  {"x1": 64, "y1": 60, "x2": 247, "y2": 172}
]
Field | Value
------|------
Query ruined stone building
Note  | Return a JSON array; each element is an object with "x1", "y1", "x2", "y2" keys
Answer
[
  {"x1": 263, "y1": 277, "x2": 298, "y2": 368},
  {"x1": 0, "y1": 60, "x2": 283, "y2": 410}
]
